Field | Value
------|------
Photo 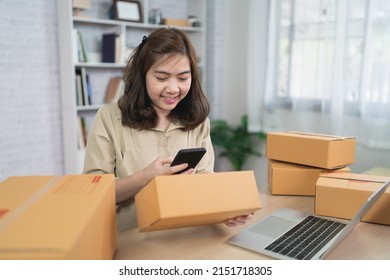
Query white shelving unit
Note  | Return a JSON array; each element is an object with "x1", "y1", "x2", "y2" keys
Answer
[{"x1": 57, "y1": 0, "x2": 207, "y2": 174}]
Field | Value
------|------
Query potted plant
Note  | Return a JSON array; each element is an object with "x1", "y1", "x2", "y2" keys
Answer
[{"x1": 210, "y1": 115, "x2": 267, "y2": 171}]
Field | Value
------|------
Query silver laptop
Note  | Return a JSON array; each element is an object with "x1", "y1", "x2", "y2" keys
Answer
[{"x1": 229, "y1": 180, "x2": 390, "y2": 260}]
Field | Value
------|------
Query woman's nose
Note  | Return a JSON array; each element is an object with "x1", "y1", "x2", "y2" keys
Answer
[{"x1": 165, "y1": 79, "x2": 179, "y2": 93}]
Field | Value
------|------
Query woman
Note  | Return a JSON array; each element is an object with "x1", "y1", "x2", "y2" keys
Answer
[{"x1": 83, "y1": 28, "x2": 250, "y2": 231}]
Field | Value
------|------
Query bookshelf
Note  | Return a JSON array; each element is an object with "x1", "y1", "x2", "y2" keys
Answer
[{"x1": 57, "y1": 0, "x2": 207, "y2": 174}]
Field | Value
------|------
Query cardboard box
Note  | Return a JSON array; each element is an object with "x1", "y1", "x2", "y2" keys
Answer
[
  {"x1": 0, "y1": 174, "x2": 116, "y2": 259},
  {"x1": 268, "y1": 160, "x2": 350, "y2": 196},
  {"x1": 135, "y1": 171, "x2": 262, "y2": 232},
  {"x1": 315, "y1": 173, "x2": 390, "y2": 225},
  {"x1": 162, "y1": 18, "x2": 190, "y2": 27},
  {"x1": 266, "y1": 131, "x2": 355, "y2": 169}
]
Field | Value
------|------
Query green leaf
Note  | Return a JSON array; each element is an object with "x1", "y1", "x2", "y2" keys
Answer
[{"x1": 210, "y1": 114, "x2": 267, "y2": 171}]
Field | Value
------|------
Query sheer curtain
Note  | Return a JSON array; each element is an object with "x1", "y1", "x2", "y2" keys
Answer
[{"x1": 248, "y1": 0, "x2": 390, "y2": 149}]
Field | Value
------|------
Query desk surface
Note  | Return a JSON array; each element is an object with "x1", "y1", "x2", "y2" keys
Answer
[{"x1": 114, "y1": 193, "x2": 390, "y2": 260}]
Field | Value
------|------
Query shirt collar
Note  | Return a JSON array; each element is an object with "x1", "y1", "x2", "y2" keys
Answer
[{"x1": 151, "y1": 121, "x2": 185, "y2": 132}]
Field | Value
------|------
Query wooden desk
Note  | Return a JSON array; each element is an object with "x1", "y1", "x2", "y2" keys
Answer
[{"x1": 114, "y1": 193, "x2": 390, "y2": 260}]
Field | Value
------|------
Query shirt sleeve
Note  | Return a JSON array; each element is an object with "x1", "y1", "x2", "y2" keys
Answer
[
  {"x1": 196, "y1": 118, "x2": 215, "y2": 174},
  {"x1": 83, "y1": 107, "x2": 116, "y2": 175}
]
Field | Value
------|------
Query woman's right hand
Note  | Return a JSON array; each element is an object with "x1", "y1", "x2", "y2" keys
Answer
[{"x1": 143, "y1": 156, "x2": 193, "y2": 180}]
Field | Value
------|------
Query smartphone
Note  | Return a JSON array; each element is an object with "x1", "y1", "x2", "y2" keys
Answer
[{"x1": 170, "y1": 147, "x2": 206, "y2": 174}]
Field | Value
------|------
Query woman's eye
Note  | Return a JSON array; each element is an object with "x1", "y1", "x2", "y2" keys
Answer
[
  {"x1": 178, "y1": 76, "x2": 190, "y2": 81},
  {"x1": 156, "y1": 77, "x2": 167, "y2": 81}
]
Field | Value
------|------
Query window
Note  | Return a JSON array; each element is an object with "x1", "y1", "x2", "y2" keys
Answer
[
  {"x1": 247, "y1": 0, "x2": 390, "y2": 148},
  {"x1": 269, "y1": 0, "x2": 390, "y2": 114}
]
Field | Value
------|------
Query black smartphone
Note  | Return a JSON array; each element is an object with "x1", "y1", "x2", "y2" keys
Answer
[{"x1": 170, "y1": 147, "x2": 206, "y2": 174}]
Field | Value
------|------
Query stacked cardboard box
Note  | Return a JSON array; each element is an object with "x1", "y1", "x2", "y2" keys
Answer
[
  {"x1": 266, "y1": 131, "x2": 355, "y2": 196},
  {"x1": 268, "y1": 160, "x2": 350, "y2": 196},
  {"x1": 266, "y1": 131, "x2": 390, "y2": 226},
  {"x1": 315, "y1": 172, "x2": 390, "y2": 225}
]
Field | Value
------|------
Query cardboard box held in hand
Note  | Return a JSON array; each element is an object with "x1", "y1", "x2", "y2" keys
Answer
[
  {"x1": 135, "y1": 171, "x2": 262, "y2": 232},
  {"x1": 0, "y1": 174, "x2": 116, "y2": 260}
]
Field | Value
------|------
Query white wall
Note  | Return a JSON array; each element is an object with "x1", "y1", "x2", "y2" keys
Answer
[{"x1": 0, "y1": 0, "x2": 63, "y2": 182}]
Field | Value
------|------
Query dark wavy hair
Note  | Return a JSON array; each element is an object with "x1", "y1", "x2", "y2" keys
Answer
[{"x1": 118, "y1": 28, "x2": 210, "y2": 130}]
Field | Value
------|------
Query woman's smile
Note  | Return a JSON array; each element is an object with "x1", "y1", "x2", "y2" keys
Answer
[{"x1": 162, "y1": 95, "x2": 179, "y2": 104}]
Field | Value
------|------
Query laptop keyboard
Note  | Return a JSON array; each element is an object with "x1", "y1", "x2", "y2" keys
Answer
[{"x1": 264, "y1": 215, "x2": 346, "y2": 260}]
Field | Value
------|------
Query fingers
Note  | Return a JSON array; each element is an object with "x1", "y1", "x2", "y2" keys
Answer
[
  {"x1": 151, "y1": 156, "x2": 194, "y2": 176},
  {"x1": 224, "y1": 218, "x2": 246, "y2": 227},
  {"x1": 181, "y1": 168, "x2": 195, "y2": 174},
  {"x1": 224, "y1": 214, "x2": 254, "y2": 227},
  {"x1": 156, "y1": 156, "x2": 173, "y2": 166},
  {"x1": 224, "y1": 219, "x2": 241, "y2": 227},
  {"x1": 155, "y1": 154, "x2": 198, "y2": 175},
  {"x1": 168, "y1": 163, "x2": 189, "y2": 174}
]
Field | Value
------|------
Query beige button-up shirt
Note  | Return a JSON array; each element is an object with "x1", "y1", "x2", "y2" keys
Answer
[{"x1": 83, "y1": 103, "x2": 215, "y2": 231}]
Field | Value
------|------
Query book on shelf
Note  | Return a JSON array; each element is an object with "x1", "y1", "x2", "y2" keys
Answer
[
  {"x1": 102, "y1": 32, "x2": 124, "y2": 63},
  {"x1": 80, "y1": 67, "x2": 89, "y2": 106},
  {"x1": 72, "y1": 29, "x2": 79, "y2": 63},
  {"x1": 77, "y1": 115, "x2": 88, "y2": 149},
  {"x1": 75, "y1": 72, "x2": 83, "y2": 106},
  {"x1": 115, "y1": 33, "x2": 124, "y2": 63},
  {"x1": 85, "y1": 73, "x2": 92, "y2": 105},
  {"x1": 104, "y1": 77, "x2": 124, "y2": 103},
  {"x1": 75, "y1": 68, "x2": 91, "y2": 106},
  {"x1": 76, "y1": 29, "x2": 89, "y2": 62}
]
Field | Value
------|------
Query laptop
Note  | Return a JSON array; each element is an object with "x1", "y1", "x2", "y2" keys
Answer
[{"x1": 229, "y1": 179, "x2": 390, "y2": 260}]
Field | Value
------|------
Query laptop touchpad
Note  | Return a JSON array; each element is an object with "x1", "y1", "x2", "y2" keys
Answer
[{"x1": 248, "y1": 215, "x2": 297, "y2": 239}]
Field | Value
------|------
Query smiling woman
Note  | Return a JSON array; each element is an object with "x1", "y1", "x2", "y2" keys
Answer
[
  {"x1": 83, "y1": 27, "x2": 255, "y2": 231},
  {"x1": 83, "y1": 28, "x2": 213, "y2": 231},
  {"x1": 83, "y1": 28, "x2": 253, "y2": 231}
]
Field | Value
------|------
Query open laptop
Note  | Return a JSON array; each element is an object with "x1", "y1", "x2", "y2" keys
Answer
[{"x1": 229, "y1": 180, "x2": 390, "y2": 260}]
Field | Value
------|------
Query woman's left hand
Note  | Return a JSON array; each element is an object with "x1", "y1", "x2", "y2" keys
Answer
[{"x1": 224, "y1": 213, "x2": 254, "y2": 227}]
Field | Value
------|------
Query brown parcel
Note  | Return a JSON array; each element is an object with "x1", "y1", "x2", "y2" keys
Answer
[
  {"x1": 162, "y1": 18, "x2": 190, "y2": 27},
  {"x1": 266, "y1": 131, "x2": 356, "y2": 169},
  {"x1": 135, "y1": 171, "x2": 262, "y2": 232},
  {"x1": 0, "y1": 174, "x2": 116, "y2": 259},
  {"x1": 268, "y1": 160, "x2": 350, "y2": 196},
  {"x1": 315, "y1": 172, "x2": 390, "y2": 226}
]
